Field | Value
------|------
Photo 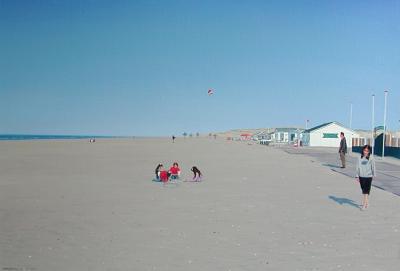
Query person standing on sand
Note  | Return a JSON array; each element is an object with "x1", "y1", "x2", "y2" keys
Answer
[
  {"x1": 191, "y1": 166, "x2": 202, "y2": 182},
  {"x1": 338, "y1": 132, "x2": 347, "y2": 168},
  {"x1": 355, "y1": 145, "x2": 376, "y2": 210}
]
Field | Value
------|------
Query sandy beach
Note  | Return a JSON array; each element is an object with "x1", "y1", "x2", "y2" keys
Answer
[{"x1": 1, "y1": 138, "x2": 400, "y2": 270}]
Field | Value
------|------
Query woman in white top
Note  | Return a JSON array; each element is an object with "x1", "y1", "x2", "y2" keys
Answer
[{"x1": 355, "y1": 145, "x2": 376, "y2": 210}]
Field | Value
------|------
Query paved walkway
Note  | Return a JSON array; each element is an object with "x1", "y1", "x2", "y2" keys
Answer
[{"x1": 281, "y1": 146, "x2": 400, "y2": 196}]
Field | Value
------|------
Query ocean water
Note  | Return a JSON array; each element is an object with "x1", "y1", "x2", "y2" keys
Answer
[{"x1": 0, "y1": 134, "x2": 118, "y2": 141}]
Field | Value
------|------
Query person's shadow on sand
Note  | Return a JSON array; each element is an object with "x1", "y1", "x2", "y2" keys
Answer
[{"x1": 329, "y1": 195, "x2": 361, "y2": 209}]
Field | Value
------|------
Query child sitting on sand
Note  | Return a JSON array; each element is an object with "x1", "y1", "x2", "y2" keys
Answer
[
  {"x1": 169, "y1": 162, "x2": 181, "y2": 180},
  {"x1": 191, "y1": 166, "x2": 202, "y2": 182}
]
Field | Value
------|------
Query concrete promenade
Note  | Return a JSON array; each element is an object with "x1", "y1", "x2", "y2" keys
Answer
[{"x1": 282, "y1": 146, "x2": 400, "y2": 196}]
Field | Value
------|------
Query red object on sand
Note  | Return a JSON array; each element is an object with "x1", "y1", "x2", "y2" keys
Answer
[{"x1": 160, "y1": 171, "x2": 168, "y2": 182}]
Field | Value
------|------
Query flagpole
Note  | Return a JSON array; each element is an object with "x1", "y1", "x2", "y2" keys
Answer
[
  {"x1": 371, "y1": 94, "x2": 375, "y2": 156},
  {"x1": 382, "y1": 90, "x2": 388, "y2": 158},
  {"x1": 350, "y1": 102, "x2": 353, "y2": 129}
]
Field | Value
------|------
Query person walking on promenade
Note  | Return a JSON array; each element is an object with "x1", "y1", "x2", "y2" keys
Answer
[
  {"x1": 355, "y1": 145, "x2": 376, "y2": 210},
  {"x1": 339, "y1": 132, "x2": 347, "y2": 168}
]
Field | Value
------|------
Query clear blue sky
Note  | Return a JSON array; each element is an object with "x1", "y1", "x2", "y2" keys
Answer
[{"x1": 1, "y1": 0, "x2": 399, "y2": 136}]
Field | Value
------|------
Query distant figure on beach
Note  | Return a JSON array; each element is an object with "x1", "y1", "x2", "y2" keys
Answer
[
  {"x1": 191, "y1": 166, "x2": 202, "y2": 182},
  {"x1": 355, "y1": 145, "x2": 376, "y2": 210},
  {"x1": 89, "y1": 138, "x2": 95, "y2": 143},
  {"x1": 172, "y1": 135, "x2": 176, "y2": 143},
  {"x1": 338, "y1": 132, "x2": 347, "y2": 168},
  {"x1": 155, "y1": 163, "x2": 163, "y2": 181},
  {"x1": 169, "y1": 162, "x2": 181, "y2": 180}
]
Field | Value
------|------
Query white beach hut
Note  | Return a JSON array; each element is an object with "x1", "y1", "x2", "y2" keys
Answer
[{"x1": 302, "y1": 122, "x2": 359, "y2": 148}]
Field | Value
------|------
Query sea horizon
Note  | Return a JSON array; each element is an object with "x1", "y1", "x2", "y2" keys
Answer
[{"x1": 0, "y1": 134, "x2": 127, "y2": 141}]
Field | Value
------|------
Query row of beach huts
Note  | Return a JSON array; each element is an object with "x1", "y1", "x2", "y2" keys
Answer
[{"x1": 229, "y1": 121, "x2": 391, "y2": 149}]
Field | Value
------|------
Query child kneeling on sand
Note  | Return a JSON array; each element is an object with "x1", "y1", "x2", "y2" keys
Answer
[
  {"x1": 169, "y1": 162, "x2": 181, "y2": 180},
  {"x1": 154, "y1": 164, "x2": 169, "y2": 183},
  {"x1": 154, "y1": 164, "x2": 163, "y2": 181},
  {"x1": 158, "y1": 165, "x2": 169, "y2": 183}
]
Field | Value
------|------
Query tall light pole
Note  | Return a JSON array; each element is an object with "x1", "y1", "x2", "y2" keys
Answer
[
  {"x1": 382, "y1": 90, "x2": 388, "y2": 158},
  {"x1": 306, "y1": 119, "x2": 309, "y2": 129},
  {"x1": 398, "y1": 120, "x2": 400, "y2": 137},
  {"x1": 371, "y1": 94, "x2": 375, "y2": 156},
  {"x1": 350, "y1": 102, "x2": 353, "y2": 129}
]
